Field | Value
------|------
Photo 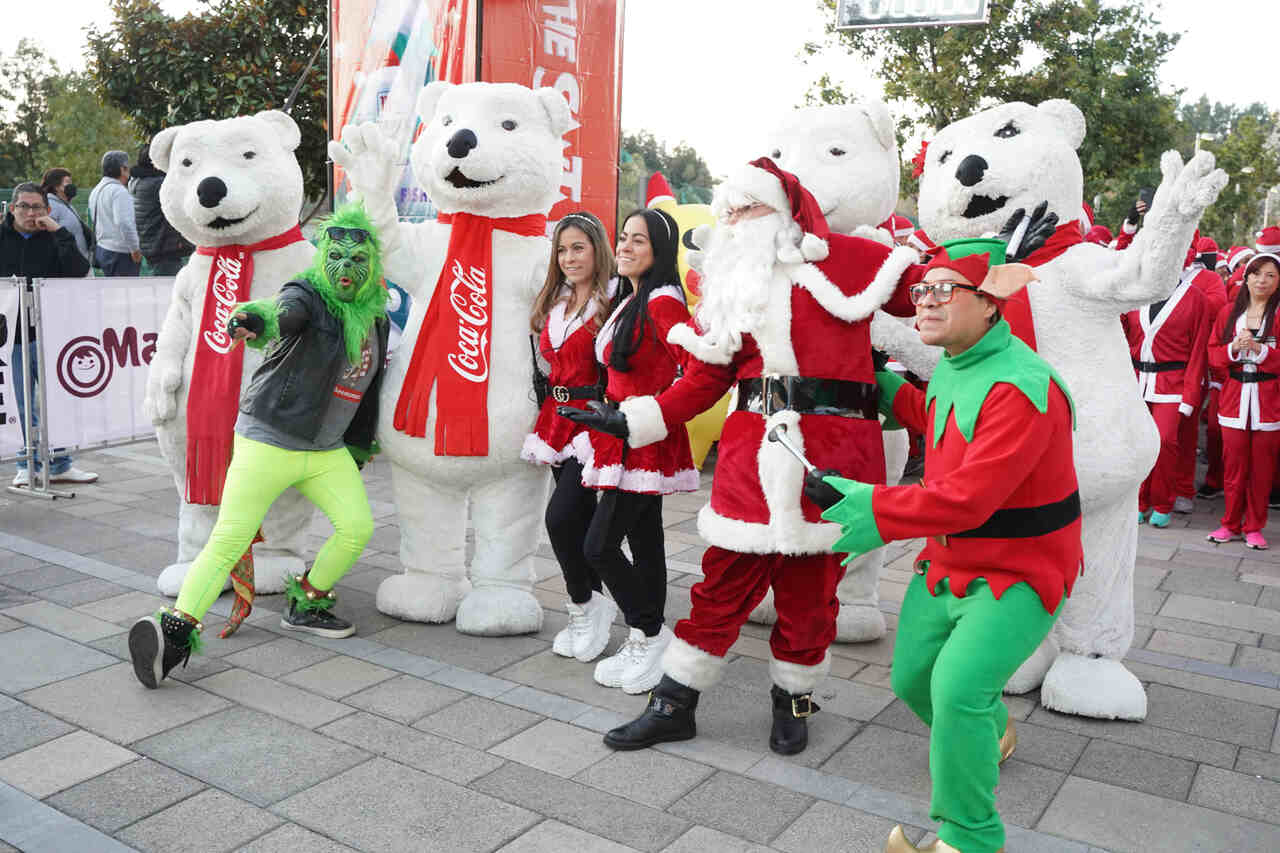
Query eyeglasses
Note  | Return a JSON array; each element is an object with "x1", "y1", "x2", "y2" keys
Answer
[
  {"x1": 326, "y1": 226, "x2": 369, "y2": 243},
  {"x1": 12, "y1": 202, "x2": 47, "y2": 212},
  {"x1": 909, "y1": 281, "x2": 982, "y2": 305}
]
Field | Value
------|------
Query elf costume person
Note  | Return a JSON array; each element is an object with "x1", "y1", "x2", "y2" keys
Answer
[
  {"x1": 808, "y1": 239, "x2": 1081, "y2": 853},
  {"x1": 128, "y1": 204, "x2": 389, "y2": 688}
]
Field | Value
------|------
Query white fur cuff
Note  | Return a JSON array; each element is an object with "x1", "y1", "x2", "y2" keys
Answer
[
  {"x1": 667, "y1": 323, "x2": 736, "y2": 365},
  {"x1": 770, "y1": 652, "x2": 831, "y2": 694},
  {"x1": 662, "y1": 636, "x2": 726, "y2": 691},
  {"x1": 621, "y1": 396, "x2": 669, "y2": 448}
]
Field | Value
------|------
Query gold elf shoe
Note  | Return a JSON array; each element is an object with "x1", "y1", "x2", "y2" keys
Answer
[
  {"x1": 999, "y1": 718, "x2": 1016, "y2": 764},
  {"x1": 884, "y1": 825, "x2": 1003, "y2": 853}
]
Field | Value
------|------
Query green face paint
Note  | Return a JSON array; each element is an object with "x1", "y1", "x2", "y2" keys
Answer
[
  {"x1": 304, "y1": 203, "x2": 388, "y2": 363},
  {"x1": 323, "y1": 236, "x2": 374, "y2": 303}
]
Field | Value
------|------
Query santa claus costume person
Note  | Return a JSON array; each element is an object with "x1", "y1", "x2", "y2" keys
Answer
[
  {"x1": 559, "y1": 208, "x2": 697, "y2": 693},
  {"x1": 1172, "y1": 236, "x2": 1227, "y2": 509},
  {"x1": 1207, "y1": 253, "x2": 1280, "y2": 549},
  {"x1": 522, "y1": 211, "x2": 619, "y2": 663}
]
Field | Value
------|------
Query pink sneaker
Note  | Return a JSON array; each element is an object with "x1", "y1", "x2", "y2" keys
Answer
[
  {"x1": 1206, "y1": 526, "x2": 1239, "y2": 543},
  {"x1": 1245, "y1": 532, "x2": 1268, "y2": 550}
]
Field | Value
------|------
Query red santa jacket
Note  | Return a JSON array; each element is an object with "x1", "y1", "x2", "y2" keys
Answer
[
  {"x1": 1210, "y1": 304, "x2": 1280, "y2": 431},
  {"x1": 1186, "y1": 266, "x2": 1229, "y2": 388},
  {"x1": 622, "y1": 234, "x2": 921, "y2": 554},
  {"x1": 1120, "y1": 276, "x2": 1211, "y2": 414}
]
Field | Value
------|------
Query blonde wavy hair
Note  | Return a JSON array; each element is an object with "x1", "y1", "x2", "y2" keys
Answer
[{"x1": 530, "y1": 211, "x2": 616, "y2": 333}]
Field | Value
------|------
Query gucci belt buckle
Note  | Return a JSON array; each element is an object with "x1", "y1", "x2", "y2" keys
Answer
[{"x1": 552, "y1": 385, "x2": 571, "y2": 404}]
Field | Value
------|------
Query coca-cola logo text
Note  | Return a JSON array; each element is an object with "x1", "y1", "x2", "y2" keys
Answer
[
  {"x1": 202, "y1": 255, "x2": 243, "y2": 355},
  {"x1": 446, "y1": 259, "x2": 489, "y2": 383}
]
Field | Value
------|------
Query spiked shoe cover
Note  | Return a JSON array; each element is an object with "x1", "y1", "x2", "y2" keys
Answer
[
  {"x1": 603, "y1": 675, "x2": 698, "y2": 750},
  {"x1": 129, "y1": 609, "x2": 202, "y2": 689},
  {"x1": 281, "y1": 573, "x2": 354, "y2": 638},
  {"x1": 770, "y1": 685, "x2": 818, "y2": 755}
]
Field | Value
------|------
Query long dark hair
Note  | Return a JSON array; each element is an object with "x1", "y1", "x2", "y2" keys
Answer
[
  {"x1": 1220, "y1": 256, "x2": 1280, "y2": 344},
  {"x1": 609, "y1": 208, "x2": 682, "y2": 372}
]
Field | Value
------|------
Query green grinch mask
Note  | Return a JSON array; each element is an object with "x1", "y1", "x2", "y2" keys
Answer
[{"x1": 304, "y1": 204, "x2": 388, "y2": 363}]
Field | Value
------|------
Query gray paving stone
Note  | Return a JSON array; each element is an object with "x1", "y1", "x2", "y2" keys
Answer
[
  {"x1": 871, "y1": 698, "x2": 929, "y2": 737},
  {"x1": 340, "y1": 673, "x2": 465, "y2": 725},
  {"x1": 220, "y1": 637, "x2": 336, "y2": 679},
  {"x1": 367, "y1": 622, "x2": 548, "y2": 673},
  {"x1": 318, "y1": 711, "x2": 503, "y2": 785},
  {"x1": 193, "y1": 669, "x2": 354, "y2": 729},
  {"x1": 362, "y1": 645, "x2": 448, "y2": 679},
  {"x1": 235, "y1": 823, "x2": 359, "y2": 853},
  {"x1": 0, "y1": 614, "x2": 17, "y2": 633},
  {"x1": 36, "y1": 578, "x2": 131, "y2": 607},
  {"x1": 1237, "y1": 746, "x2": 1280, "y2": 783},
  {"x1": 19, "y1": 662, "x2": 230, "y2": 743},
  {"x1": 0, "y1": 564, "x2": 90, "y2": 591},
  {"x1": 73, "y1": 590, "x2": 171, "y2": 626},
  {"x1": 668, "y1": 770, "x2": 812, "y2": 845},
  {"x1": 658, "y1": 826, "x2": 773, "y2": 853},
  {"x1": 746, "y1": 755, "x2": 861, "y2": 804},
  {"x1": 772, "y1": 800, "x2": 917, "y2": 853},
  {"x1": 0, "y1": 779, "x2": 134, "y2": 852},
  {"x1": 654, "y1": 733, "x2": 764, "y2": 775},
  {"x1": 276, "y1": 757, "x2": 538, "y2": 853},
  {"x1": 0, "y1": 600, "x2": 123, "y2": 642},
  {"x1": 573, "y1": 748, "x2": 715, "y2": 809},
  {"x1": 1160, "y1": 569, "x2": 1263, "y2": 605},
  {"x1": 495, "y1": 648, "x2": 649, "y2": 715},
  {"x1": 134, "y1": 707, "x2": 369, "y2": 807},
  {"x1": 0, "y1": 730, "x2": 135, "y2": 798},
  {"x1": 1189, "y1": 764, "x2": 1280, "y2": 826},
  {"x1": 1000, "y1": 720, "x2": 1089, "y2": 772},
  {"x1": 1142, "y1": 683, "x2": 1278, "y2": 750},
  {"x1": 1161, "y1": 592, "x2": 1280, "y2": 636},
  {"x1": 490, "y1": 718, "x2": 612, "y2": 778},
  {"x1": 426, "y1": 664, "x2": 519, "y2": 698},
  {"x1": 0, "y1": 550, "x2": 45, "y2": 574},
  {"x1": 0, "y1": 704, "x2": 76, "y2": 759},
  {"x1": 84, "y1": 630, "x2": 235, "y2": 683},
  {"x1": 1026, "y1": 707, "x2": 1238, "y2": 768},
  {"x1": 1145, "y1": 629, "x2": 1237, "y2": 664},
  {"x1": 1126, "y1": 659, "x2": 1280, "y2": 709},
  {"x1": 44, "y1": 758, "x2": 204, "y2": 834},
  {"x1": 0, "y1": 626, "x2": 117, "y2": 693},
  {"x1": 1236, "y1": 645, "x2": 1280, "y2": 676},
  {"x1": 814, "y1": 676, "x2": 896, "y2": 722},
  {"x1": 496, "y1": 819, "x2": 639, "y2": 853},
  {"x1": 818, "y1": 724, "x2": 931, "y2": 801},
  {"x1": 1038, "y1": 776, "x2": 1280, "y2": 853},
  {"x1": 499, "y1": 684, "x2": 595, "y2": 722},
  {"x1": 471, "y1": 761, "x2": 688, "y2": 853},
  {"x1": 280, "y1": 655, "x2": 396, "y2": 699},
  {"x1": 117, "y1": 788, "x2": 283, "y2": 853},
  {"x1": 1071, "y1": 739, "x2": 1197, "y2": 800},
  {"x1": 415, "y1": 694, "x2": 542, "y2": 749}
]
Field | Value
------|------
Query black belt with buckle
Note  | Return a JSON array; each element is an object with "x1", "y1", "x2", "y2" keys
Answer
[
  {"x1": 1229, "y1": 369, "x2": 1278, "y2": 384},
  {"x1": 1132, "y1": 358, "x2": 1186, "y2": 373},
  {"x1": 734, "y1": 376, "x2": 878, "y2": 420},
  {"x1": 947, "y1": 490, "x2": 1081, "y2": 540},
  {"x1": 550, "y1": 384, "x2": 604, "y2": 404}
]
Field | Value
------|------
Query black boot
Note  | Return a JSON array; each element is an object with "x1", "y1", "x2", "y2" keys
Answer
[
  {"x1": 281, "y1": 573, "x2": 355, "y2": 638},
  {"x1": 603, "y1": 675, "x2": 699, "y2": 750},
  {"x1": 770, "y1": 685, "x2": 819, "y2": 755},
  {"x1": 129, "y1": 609, "x2": 201, "y2": 689}
]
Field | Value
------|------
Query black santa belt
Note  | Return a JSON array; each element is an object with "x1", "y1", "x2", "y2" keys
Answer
[
  {"x1": 1229, "y1": 369, "x2": 1279, "y2": 384},
  {"x1": 735, "y1": 376, "x2": 878, "y2": 420},
  {"x1": 1132, "y1": 358, "x2": 1186, "y2": 373},
  {"x1": 933, "y1": 490, "x2": 1081, "y2": 546}
]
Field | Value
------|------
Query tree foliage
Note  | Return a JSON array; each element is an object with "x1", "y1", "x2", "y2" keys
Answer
[
  {"x1": 1195, "y1": 113, "x2": 1280, "y2": 247},
  {"x1": 0, "y1": 40, "x2": 59, "y2": 186},
  {"x1": 617, "y1": 131, "x2": 716, "y2": 233}
]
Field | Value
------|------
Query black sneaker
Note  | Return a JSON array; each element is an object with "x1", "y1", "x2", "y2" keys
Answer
[
  {"x1": 281, "y1": 599, "x2": 355, "y2": 638},
  {"x1": 1196, "y1": 485, "x2": 1223, "y2": 499},
  {"x1": 129, "y1": 611, "x2": 199, "y2": 689}
]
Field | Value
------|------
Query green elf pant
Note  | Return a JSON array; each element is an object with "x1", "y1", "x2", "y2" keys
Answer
[
  {"x1": 892, "y1": 574, "x2": 1060, "y2": 853},
  {"x1": 176, "y1": 434, "x2": 374, "y2": 620}
]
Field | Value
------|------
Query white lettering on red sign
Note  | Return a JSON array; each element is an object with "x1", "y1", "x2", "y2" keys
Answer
[
  {"x1": 202, "y1": 255, "x2": 242, "y2": 355},
  {"x1": 447, "y1": 260, "x2": 490, "y2": 383},
  {"x1": 533, "y1": 1, "x2": 582, "y2": 207}
]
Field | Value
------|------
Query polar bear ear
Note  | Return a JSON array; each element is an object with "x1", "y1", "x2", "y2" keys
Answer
[
  {"x1": 857, "y1": 100, "x2": 897, "y2": 153},
  {"x1": 255, "y1": 110, "x2": 302, "y2": 152},
  {"x1": 416, "y1": 81, "x2": 452, "y2": 125},
  {"x1": 1037, "y1": 100, "x2": 1086, "y2": 150},
  {"x1": 535, "y1": 87, "x2": 574, "y2": 139},
  {"x1": 149, "y1": 125, "x2": 181, "y2": 173}
]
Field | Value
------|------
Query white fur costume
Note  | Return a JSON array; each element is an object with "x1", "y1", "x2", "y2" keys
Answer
[
  {"x1": 330, "y1": 82, "x2": 571, "y2": 635},
  {"x1": 913, "y1": 100, "x2": 1227, "y2": 719},
  {"x1": 745, "y1": 101, "x2": 909, "y2": 642},
  {"x1": 143, "y1": 111, "x2": 317, "y2": 596}
]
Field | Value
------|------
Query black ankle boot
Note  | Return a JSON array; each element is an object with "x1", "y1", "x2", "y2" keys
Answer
[
  {"x1": 770, "y1": 685, "x2": 818, "y2": 755},
  {"x1": 604, "y1": 675, "x2": 699, "y2": 750},
  {"x1": 129, "y1": 610, "x2": 201, "y2": 689}
]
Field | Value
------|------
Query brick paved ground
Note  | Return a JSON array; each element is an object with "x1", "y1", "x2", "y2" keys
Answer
[{"x1": 1, "y1": 441, "x2": 1278, "y2": 852}]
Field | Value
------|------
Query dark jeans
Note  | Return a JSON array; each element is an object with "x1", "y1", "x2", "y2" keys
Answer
[
  {"x1": 584, "y1": 489, "x2": 666, "y2": 636},
  {"x1": 148, "y1": 255, "x2": 189, "y2": 276},
  {"x1": 95, "y1": 246, "x2": 141, "y2": 277},
  {"x1": 12, "y1": 340, "x2": 72, "y2": 474},
  {"x1": 547, "y1": 458, "x2": 602, "y2": 604}
]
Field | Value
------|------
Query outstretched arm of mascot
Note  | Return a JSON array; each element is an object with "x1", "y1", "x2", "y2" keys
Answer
[
  {"x1": 143, "y1": 260, "x2": 196, "y2": 425},
  {"x1": 1067, "y1": 150, "x2": 1227, "y2": 310}
]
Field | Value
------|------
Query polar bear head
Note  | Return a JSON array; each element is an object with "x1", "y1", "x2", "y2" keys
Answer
[
  {"x1": 150, "y1": 110, "x2": 305, "y2": 248},
  {"x1": 918, "y1": 99, "x2": 1085, "y2": 241},
  {"x1": 760, "y1": 101, "x2": 899, "y2": 234},
  {"x1": 410, "y1": 81, "x2": 572, "y2": 219}
]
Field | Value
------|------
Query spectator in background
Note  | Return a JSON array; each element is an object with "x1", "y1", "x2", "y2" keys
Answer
[
  {"x1": 40, "y1": 168, "x2": 92, "y2": 263},
  {"x1": 88, "y1": 150, "x2": 141, "y2": 276},
  {"x1": 130, "y1": 143, "x2": 193, "y2": 276}
]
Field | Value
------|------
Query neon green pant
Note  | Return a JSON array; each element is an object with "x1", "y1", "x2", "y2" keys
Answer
[
  {"x1": 891, "y1": 575, "x2": 1060, "y2": 853},
  {"x1": 175, "y1": 434, "x2": 374, "y2": 620}
]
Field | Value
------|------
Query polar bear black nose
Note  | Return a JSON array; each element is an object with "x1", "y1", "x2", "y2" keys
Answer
[
  {"x1": 447, "y1": 129, "x2": 478, "y2": 159},
  {"x1": 955, "y1": 155, "x2": 988, "y2": 188},
  {"x1": 197, "y1": 176, "x2": 228, "y2": 209}
]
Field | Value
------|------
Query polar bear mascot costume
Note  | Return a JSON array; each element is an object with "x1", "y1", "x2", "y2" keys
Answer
[
  {"x1": 745, "y1": 101, "x2": 911, "y2": 642},
  {"x1": 914, "y1": 99, "x2": 1226, "y2": 719},
  {"x1": 330, "y1": 81, "x2": 571, "y2": 635},
  {"x1": 145, "y1": 110, "x2": 317, "y2": 597}
]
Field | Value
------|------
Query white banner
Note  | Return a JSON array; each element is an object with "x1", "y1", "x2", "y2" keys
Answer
[
  {"x1": 34, "y1": 276, "x2": 173, "y2": 452},
  {"x1": 0, "y1": 281, "x2": 22, "y2": 458}
]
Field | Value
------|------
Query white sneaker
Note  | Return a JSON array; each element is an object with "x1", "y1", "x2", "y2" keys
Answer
[
  {"x1": 50, "y1": 467, "x2": 98, "y2": 484},
  {"x1": 552, "y1": 623, "x2": 574, "y2": 657},
  {"x1": 11, "y1": 469, "x2": 29, "y2": 487},
  {"x1": 594, "y1": 626, "x2": 673, "y2": 693},
  {"x1": 569, "y1": 593, "x2": 618, "y2": 662},
  {"x1": 1173, "y1": 496, "x2": 1194, "y2": 514},
  {"x1": 594, "y1": 628, "x2": 647, "y2": 688}
]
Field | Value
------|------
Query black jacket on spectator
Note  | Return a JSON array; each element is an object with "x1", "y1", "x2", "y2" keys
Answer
[
  {"x1": 1, "y1": 211, "x2": 92, "y2": 343},
  {"x1": 130, "y1": 162, "x2": 193, "y2": 263}
]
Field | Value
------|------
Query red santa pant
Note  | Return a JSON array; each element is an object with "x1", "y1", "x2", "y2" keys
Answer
[
  {"x1": 1140, "y1": 402, "x2": 1185, "y2": 515},
  {"x1": 1220, "y1": 426, "x2": 1280, "y2": 534},
  {"x1": 675, "y1": 546, "x2": 843, "y2": 666},
  {"x1": 1175, "y1": 399, "x2": 1201, "y2": 499},
  {"x1": 1205, "y1": 388, "x2": 1224, "y2": 491}
]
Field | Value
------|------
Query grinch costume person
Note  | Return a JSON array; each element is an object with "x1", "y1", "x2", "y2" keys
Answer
[
  {"x1": 806, "y1": 239, "x2": 1081, "y2": 853},
  {"x1": 128, "y1": 204, "x2": 389, "y2": 688}
]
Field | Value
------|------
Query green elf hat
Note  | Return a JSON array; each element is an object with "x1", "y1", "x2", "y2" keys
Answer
[{"x1": 926, "y1": 237, "x2": 1036, "y2": 300}]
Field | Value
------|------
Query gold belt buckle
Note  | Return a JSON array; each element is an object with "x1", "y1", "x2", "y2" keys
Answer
[
  {"x1": 791, "y1": 695, "x2": 814, "y2": 718},
  {"x1": 552, "y1": 385, "x2": 570, "y2": 404}
]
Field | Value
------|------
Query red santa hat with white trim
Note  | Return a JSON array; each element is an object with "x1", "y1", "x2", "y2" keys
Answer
[
  {"x1": 879, "y1": 213, "x2": 915, "y2": 240},
  {"x1": 645, "y1": 172, "x2": 676, "y2": 207},
  {"x1": 1228, "y1": 245, "x2": 1256, "y2": 270},
  {"x1": 715, "y1": 157, "x2": 830, "y2": 263},
  {"x1": 1257, "y1": 226, "x2": 1280, "y2": 254}
]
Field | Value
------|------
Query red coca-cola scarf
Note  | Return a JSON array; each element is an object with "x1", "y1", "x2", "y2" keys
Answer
[
  {"x1": 186, "y1": 226, "x2": 306, "y2": 504},
  {"x1": 1002, "y1": 222, "x2": 1085, "y2": 351},
  {"x1": 394, "y1": 211, "x2": 547, "y2": 455}
]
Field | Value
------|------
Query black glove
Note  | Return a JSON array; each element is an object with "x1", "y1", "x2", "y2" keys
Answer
[
  {"x1": 557, "y1": 400, "x2": 629, "y2": 439},
  {"x1": 1125, "y1": 202, "x2": 1141, "y2": 227},
  {"x1": 998, "y1": 201, "x2": 1060, "y2": 262},
  {"x1": 803, "y1": 468, "x2": 844, "y2": 511},
  {"x1": 227, "y1": 312, "x2": 265, "y2": 336}
]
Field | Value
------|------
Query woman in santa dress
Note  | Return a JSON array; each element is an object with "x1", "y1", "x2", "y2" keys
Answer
[
  {"x1": 564, "y1": 207, "x2": 697, "y2": 694},
  {"x1": 1208, "y1": 253, "x2": 1280, "y2": 549},
  {"x1": 522, "y1": 211, "x2": 620, "y2": 664}
]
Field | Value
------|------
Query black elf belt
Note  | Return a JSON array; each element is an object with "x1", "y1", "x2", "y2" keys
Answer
[
  {"x1": 735, "y1": 376, "x2": 878, "y2": 420},
  {"x1": 1131, "y1": 358, "x2": 1186, "y2": 372},
  {"x1": 1229, "y1": 369, "x2": 1279, "y2": 384},
  {"x1": 551, "y1": 384, "x2": 604, "y2": 403},
  {"x1": 934, "y1": 490, "x2": 1081, "y2": 547}
]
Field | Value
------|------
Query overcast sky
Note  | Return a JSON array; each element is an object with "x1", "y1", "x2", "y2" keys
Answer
[{"x1": 5, "y1": 0, "x2": 1275, "y2": 175}]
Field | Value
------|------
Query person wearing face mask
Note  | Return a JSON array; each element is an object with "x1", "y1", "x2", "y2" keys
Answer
[
  {"x1": 40, "y1": 168, "x2": 92, "y2": 263},
  {"x1": 129, "y1": 143, "x2": 194, "y2": 276}
]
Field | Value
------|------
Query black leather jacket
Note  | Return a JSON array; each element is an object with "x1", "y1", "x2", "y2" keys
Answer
[{"x1": 238, "y1": 278, "x2": 388, "y2": 452}]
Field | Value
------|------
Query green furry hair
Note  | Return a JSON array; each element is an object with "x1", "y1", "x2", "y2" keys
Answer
[
  {"x1": 283, "y1": 573, "x2": 337, "y2": 612},
  {"x1": 231, "y1": 299, "x2": 282, "y2": 350},
  {"x1": 303, "y1": 202, "x2": 389, "y2": 364}
]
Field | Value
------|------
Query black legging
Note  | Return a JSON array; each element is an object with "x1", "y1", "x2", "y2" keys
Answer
[
  {"x1": 584, "y1": 489, "x2": 667, "y2": 637},
  {"x1": 546, "y1": 458, "x2": 602, "y2": 604}
]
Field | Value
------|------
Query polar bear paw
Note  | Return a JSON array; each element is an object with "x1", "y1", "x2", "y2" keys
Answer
[
  {"x1": 1003, "y1": 634, "x2": 1059, "y2": 694},
  {"x1": 328, "y1": 123, "x2": 402, "y2": 206},
  {"x1": 375, "y1": 572, "x2": 471, "y2": 623},
  {"x1": 835, "y1": 604, "x2": 887, "y2": 643},
  {"x1": 252, "y1": 555, "x2": 305, "y2": 594},
  {"x1": 143, "y1": 366, "x2": 183, "y2": 425},
  {"x1": 455, "y1": 585, "x2": 544, "y2": 636},
  {"x1": 748, "y1": 588, "x2": 778, "y2": 626},
  {"x1": 1040, "y1": 652, "x2": 1148, "y2": 721},
  {"x1": 1158, "y1": 150, "x2": 1229, "y2": 220}
]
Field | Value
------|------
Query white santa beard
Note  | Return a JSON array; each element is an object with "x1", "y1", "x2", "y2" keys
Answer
[{"x1": 696, "y1": 212, "x2": 788, "y2": 343}]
